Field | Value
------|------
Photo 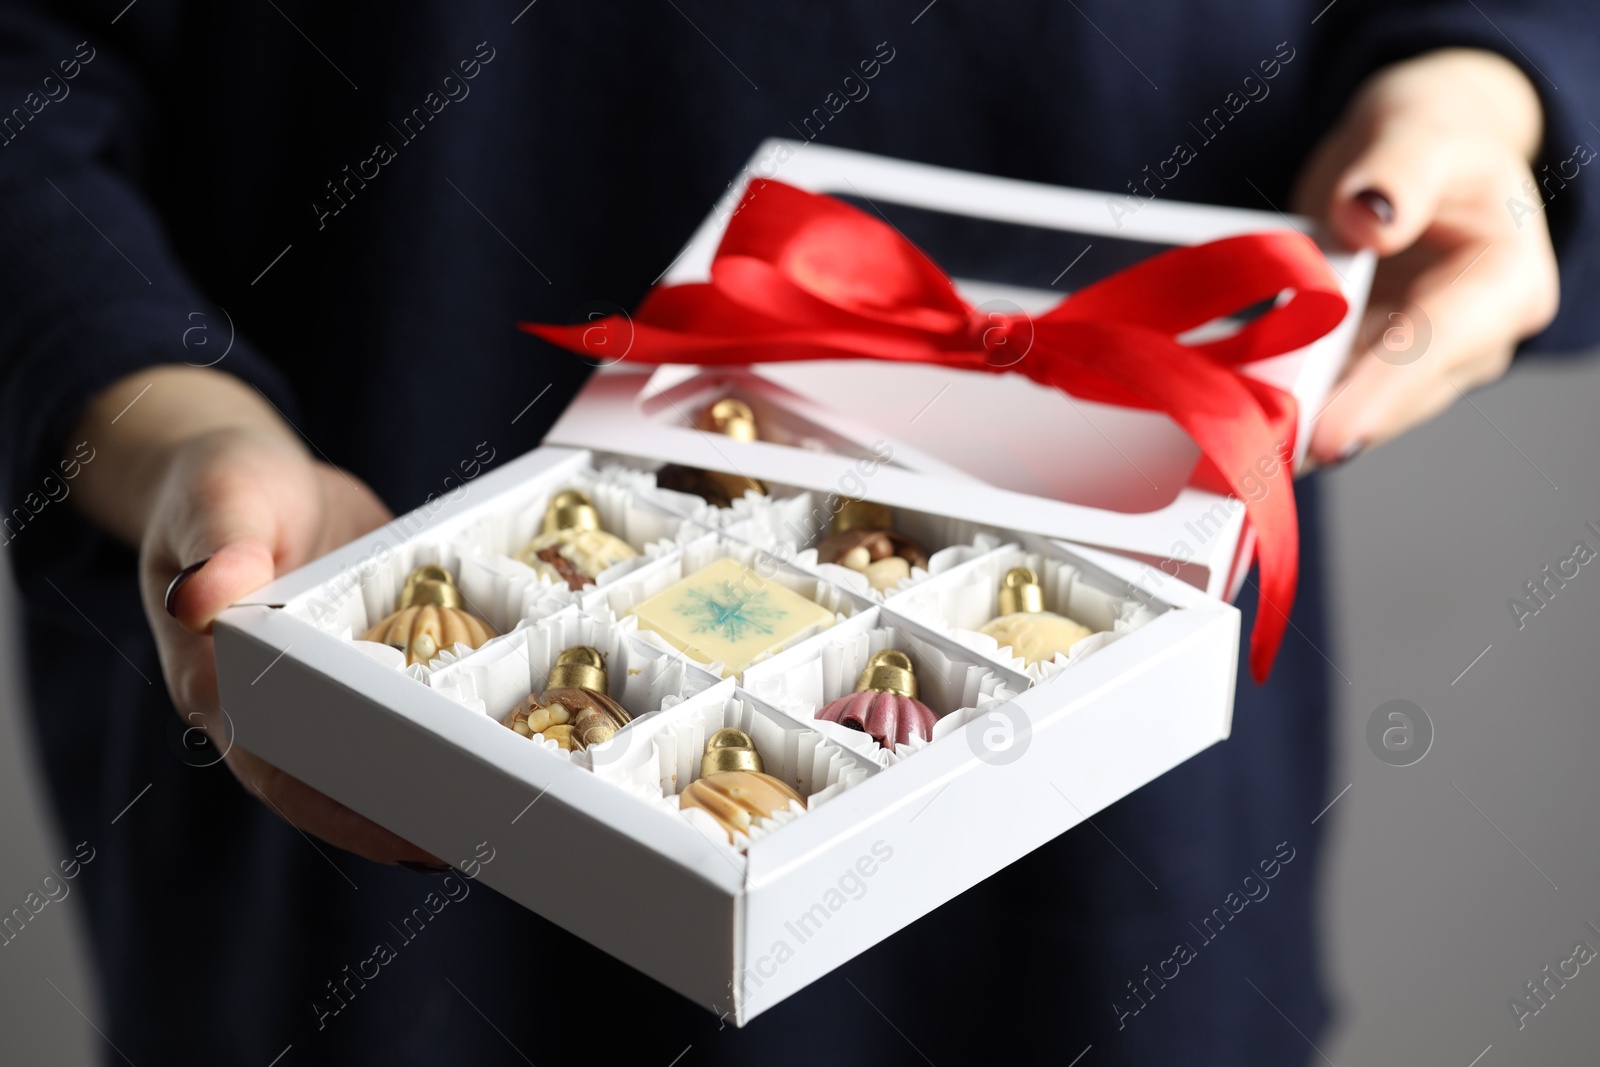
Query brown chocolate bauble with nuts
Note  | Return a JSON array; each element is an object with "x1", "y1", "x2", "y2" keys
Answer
[
  {"x1": 501, "y1": 645, "x2": 631, "y2": 752},
  {"x1": 815, "y1": 500, "x2": 929, "y2": 592}
]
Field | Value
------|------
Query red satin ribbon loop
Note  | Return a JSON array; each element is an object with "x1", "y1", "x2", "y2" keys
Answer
[{"x1": 521, "y1": 179, "x2": 1348, "y2": 682}]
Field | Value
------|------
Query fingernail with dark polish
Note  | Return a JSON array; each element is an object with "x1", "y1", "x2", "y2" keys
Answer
[
  {"x1": 164, "y1": 558, "x2": 212, "y2": 617},
  {"x1": 1354, "y1": 188, "x2": 1394, "y2": 226},
  {"x1": 398, "y1": 860, "x2": 452, "y2": 875}
]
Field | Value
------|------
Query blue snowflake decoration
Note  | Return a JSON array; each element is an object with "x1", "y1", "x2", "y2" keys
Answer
[{"x1": 674, "y1": 582, "x2": 789, "y2": 644}]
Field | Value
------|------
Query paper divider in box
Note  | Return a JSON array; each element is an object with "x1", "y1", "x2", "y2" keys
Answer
[
  {"x1": 587, "y1": 679, "x2": 880, "y2": 858},
  {"x1": 576, "y1": 531, "x2": 874, "y2": 678},
  {"x1": 707, "y1": 483, "x2": 820, "y2": 535},
  {"x1": 424, "y1": 604, "x2": 725, "y2": 760},
  {"x1": 886, "y1": 534, "x2": 1170, "y2": 683},
  {"x1": 740, "y1": 605, "x2": 1028, "y2": 766}
]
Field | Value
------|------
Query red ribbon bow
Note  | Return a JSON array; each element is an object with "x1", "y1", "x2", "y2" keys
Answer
[{"x1": 522, "y1": 179, "x2": 1347, "y2": 681}]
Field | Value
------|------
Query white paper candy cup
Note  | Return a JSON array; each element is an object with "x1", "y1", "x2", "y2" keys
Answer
[
  {"x1": 887, "y1": 543, "x2": 1164, "y2": 683},
  {"x1": 590, "y1": 685, "x2": 875, "y2": 855}
]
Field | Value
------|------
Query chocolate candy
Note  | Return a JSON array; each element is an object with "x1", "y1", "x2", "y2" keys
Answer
[
  {"x1": 816, "y1": 648, "x2": 937, "y2": 748},
  {"x1": 500, "y1": 645, "x2": 631, "y2": 751},
  {"x1": 678, "y1": 727, "x2": 804, "y2": 842},
  {"x1": 628, "y1": 556, "x2": 835, "y2": 675},
  {"x1": 515, "y1": 489, "x2": 638, "y2": 591},
  {"x1": 815, "y1": 500, "x2": 928, "y2": 592},
  {"x1": 655, "y1": 398, "x2": 769, "y2": 507},
  {"x1": 362, "y1": 564, "x2": 495, "y2": 666},
  {"x1": 976, "y1": 567, "x2": 1093, "y2": 666}
]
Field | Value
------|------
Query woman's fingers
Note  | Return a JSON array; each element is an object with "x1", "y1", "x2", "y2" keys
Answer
[
  {"x1": 1311, "y1": 335, "x2": 1502, "y2": 465},
  {"x1": 1318, "y1": 106, "x2": 1528, "y2": 257},
  {"x1": 1324, "y1": 120, "x2": 1465, "y2": 256},
  {"x1": 139, "y1": 430, "x2": 427, "y2": 868},
  {"x1": 1310, "y1": 230, "x2": 1554, "y2": 460},
  {"x1": 146, "y1": 430, "x2": 313, "y2": 630},
  {"x1": 163, "y1": 540, "x2": 278, "y2": 634},
  {"x1": 1300, "y1": 49, "x2": 1545, "y2": 255},
  {"x1": 74, "y1": 371, "x2": 427, "y2": 869},
  {"x1": 1288, "y1": 51, "x2": 1555, "y2": 466}
]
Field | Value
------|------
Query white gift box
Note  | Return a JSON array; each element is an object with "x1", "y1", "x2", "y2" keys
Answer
[{"x1": 213, "y1": 142, "x2": 1372, "y2": 1026}]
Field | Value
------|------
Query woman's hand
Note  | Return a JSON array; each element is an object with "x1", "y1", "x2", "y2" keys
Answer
[
  {"x1": 1292, "y1": 48, "x2": 1560, "y2": 465},
  {"x1": 72, "y1": 367, "x2": 446, "y2": 869}
]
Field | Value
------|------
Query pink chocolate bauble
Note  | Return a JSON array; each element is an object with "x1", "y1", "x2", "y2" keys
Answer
[{"x1": 816, "y1": 690, "x2": 936, "y2": 749}]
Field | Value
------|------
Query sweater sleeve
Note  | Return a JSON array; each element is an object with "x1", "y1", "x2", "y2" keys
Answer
[
  {"x1": 0, "y1": 2, "x2": 297, "y2": 533},
  {"x1": 1312, "y1": 0, "x2": 1600, "y2": 353}
]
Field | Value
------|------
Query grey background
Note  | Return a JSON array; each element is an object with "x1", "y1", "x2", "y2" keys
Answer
[{"x1": 3, "y1": 350, "x2": 1598, "y2": 1064}]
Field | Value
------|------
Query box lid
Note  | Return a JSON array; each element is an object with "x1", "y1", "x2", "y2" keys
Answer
[{"x1": 546, "y1": 140, "x2": 1374, "y2": 599}]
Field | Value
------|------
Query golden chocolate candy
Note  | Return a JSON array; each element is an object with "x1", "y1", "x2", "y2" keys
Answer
[
  {"x1": 816, "y1": 500, "x2": 929, "y2": 592},
  {"x1": 362, "y1": 565, "x2": 495, "y2": 666},
  {"x1": 500, "y1": 645, "x2": 631, "y2": 751},
  {"x1": 655, "y1": 397, "x2": 769, "y2": 507},
  {"x1": 699, "y1": 398, "x2": 759, "y2": 442},
  {"x1": 515, "y1": 489, "x2": 638, "y2": 591},
  {"x1": 977, "y1": 567, "x2": 1093, "y2": 667},
  {"x1": 678, "y1": 728, "x2": 804, "y2": 842}
]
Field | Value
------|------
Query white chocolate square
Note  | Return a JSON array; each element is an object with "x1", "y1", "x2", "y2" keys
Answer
[{"x1": 628, "y1": 557, "x2": 835, "y2": 675}]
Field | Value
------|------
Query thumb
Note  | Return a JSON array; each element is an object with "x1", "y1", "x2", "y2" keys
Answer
[
  {"x1": 164, "y1": 539, "x2": 278, "y2": 635},
  {"x1": 1325, "y1": 120, "x2": 1458, "y2": 255},
  {"x1": 159, "y1": 439, "x2": 315, "y2": 635}
]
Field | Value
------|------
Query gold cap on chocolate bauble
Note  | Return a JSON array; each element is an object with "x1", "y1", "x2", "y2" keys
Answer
[
  {"x1": 541, "y1": 489, "x2": 601, "y2": 535},
  {"x1": 997, "y1": 567, "x2": 1045, "y2": 615},
  {"x1": 697, "y1": 398, "x2": 759, "y2": 442},
  {"x1": 547, "y1": 645, "x2": 607, "y2": 693},
  {"x1": 396, "y1": 564, "x2": 464, "y2": 612},
  {"x1": 702, "y1": 727, "x2": 764, "y2": 776},
  {"x1": 854, "y1": 648, "x2": 919, "y2": 698},
  {"x1": 831, "y1": 499, "x2": 894, "y2": 535}
]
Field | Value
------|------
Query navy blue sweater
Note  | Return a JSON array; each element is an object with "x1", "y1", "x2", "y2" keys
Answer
[{"x1": 1, "y1": 2, "x2": 1597, "y2": 1064}]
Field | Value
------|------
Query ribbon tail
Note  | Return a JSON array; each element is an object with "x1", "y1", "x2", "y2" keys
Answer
[
  {"x1": 1183, "y1": 378, "x2": 1300, "y2": 681},
  {"x1": 1169, "y1": 397, "x2": 1301, "y2": 684},
  {"x1": 1025, "y1": 323, "x2": 1299, "y2": 682},
  {"x1": 1178, "y1": 446, "x2": 1297, "y2": 682},
  {"x1": 1239, "y1": 461, "x2": 1297, "y2": 684}
]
